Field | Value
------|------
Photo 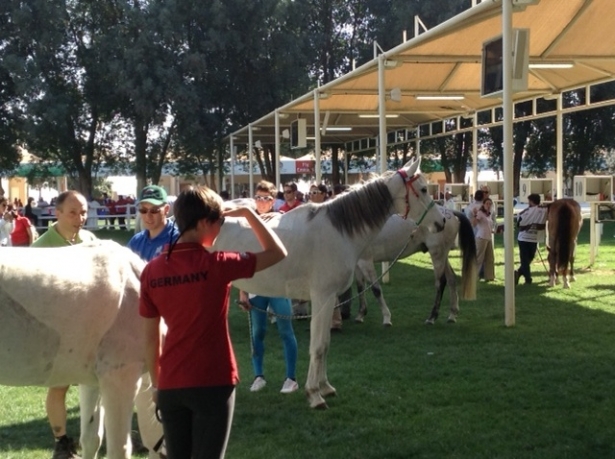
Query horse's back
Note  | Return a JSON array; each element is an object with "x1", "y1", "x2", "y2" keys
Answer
[{"x1": 0, "y1": 240, "x2": 146, "y2": 386}]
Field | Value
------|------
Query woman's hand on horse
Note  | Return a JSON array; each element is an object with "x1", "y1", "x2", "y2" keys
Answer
[{"x1": 223, "y1": 206, "x2": 255, "y2": 219}]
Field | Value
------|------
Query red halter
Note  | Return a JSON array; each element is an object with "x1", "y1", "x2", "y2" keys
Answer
[{"x1": 396, "y1": 169, "x2": 435, "y2": 223}]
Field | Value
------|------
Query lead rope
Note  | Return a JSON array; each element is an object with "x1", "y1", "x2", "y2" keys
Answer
[{"x1": 240, "y1": 227, "x2": 417, "y2": 321}]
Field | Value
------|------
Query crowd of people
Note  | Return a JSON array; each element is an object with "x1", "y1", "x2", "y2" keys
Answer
[{"x1": 2, "y1": 178, "x2": 562, "y2": 459}]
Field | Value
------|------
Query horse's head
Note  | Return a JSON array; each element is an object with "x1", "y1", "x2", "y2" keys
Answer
[{"x1": 392, "y1": 156, "x2": 445, "y2": 233}]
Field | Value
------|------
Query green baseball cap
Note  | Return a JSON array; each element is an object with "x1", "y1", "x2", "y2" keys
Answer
[{"x1": 139, "y1": 185, "x2": 167, "y2": 206}]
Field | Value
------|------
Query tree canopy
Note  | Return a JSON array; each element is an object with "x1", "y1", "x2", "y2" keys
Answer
[{"x1": 0, "y1": 0, "x2": 613, "y2": 197}]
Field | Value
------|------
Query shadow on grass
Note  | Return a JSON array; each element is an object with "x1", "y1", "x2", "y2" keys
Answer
[
  {"x1": 0, "y1": 406, "x2": 80, "y2": 452},
  {"x1": 225, "y1": 243, "x2": 615, "y2": 459}
]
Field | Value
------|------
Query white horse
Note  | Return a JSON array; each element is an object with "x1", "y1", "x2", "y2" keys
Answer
[
  {"x1": 354, "y1": 208, "x2": 477, "y2": 326},
  {"x1": 213, "y1": 156, "x2": 445, "y2": 409},
  {"x1": 0, "y1": 241, "x2": 161, "y2": 459}
]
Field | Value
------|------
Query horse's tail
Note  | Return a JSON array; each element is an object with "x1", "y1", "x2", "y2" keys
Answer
[
  {"x1": 453, "y1": 210, "x2": 477, "y2": 300},
  {"x1": 555, "y1": 202, "x2": 574, "y2": 272}
]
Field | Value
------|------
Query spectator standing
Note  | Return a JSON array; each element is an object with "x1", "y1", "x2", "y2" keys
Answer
[
  {"x1": 0, "y1": 198, "x2": 12, "y2": 246},
  {"x1": 31, "y1": 190, "x2": 96, "y2": 459},
  {"x1": 25, "y1": 197, "x2": 39, "y2": 227},
  {"x1": 471, "y1": 198, "x2": 496, "y2": 282},
  {"x1": 128, "y1": 186, "x2": 179, "y2": 262},
  {"x1": 273, "y1": 191, "x2": 285, "y2": 212},
  {"x1": 102, "y1": 193, "x2": 116, "y2": 229},
  {"x1": 464, "y1": 190, "x2": 484, "y2": 229},
  {"x1": 279, "y1": 182, "x2": 302, "y2": 213},
  {"x1": 8, "y1": 210, "x2": 35, "y2": 247},
  {"x1": 140, "y1": 186, "x2": 287, "y2": 459},
  {"x1": 114, "y1": 195, "x2": 130, "y2": 230},
  {"x1": 481, "y1": 185, "x2": 499, "y2": 227},
  {"x1": 238, "y1": 181, "x2": 299, "y2": 394},
  {"x1": 515, "y1": 193, "x2": 548, "y2": 285},
  {"x1": 308, "y1": 184, "x2": 328, "y2": 204}
]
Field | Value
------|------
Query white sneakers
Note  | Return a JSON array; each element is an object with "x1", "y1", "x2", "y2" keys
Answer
[
  {"x1": 250, "y1": 376, "x2": 267, "y2": 392},
  {"x1": 280, "y1": 378, "x2": 299, "y2": 394},
  {"x1": 250, "y1": 376, "x2": 299, "y2": 394}
]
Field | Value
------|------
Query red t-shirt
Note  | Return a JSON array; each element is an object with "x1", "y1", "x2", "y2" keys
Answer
[
  {"x1": 10, "y1": 215, "x2": 31, "y2": 246},
  {"x1": 279, "y1": 200, "x2": 302, "y2": 213},
  {"x1": 139, "y1": 242, "x2": 257, "y2": 390}
]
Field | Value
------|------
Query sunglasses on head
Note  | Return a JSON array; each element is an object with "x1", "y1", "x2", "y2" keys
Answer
[
  {"x1": 254, "y1": 195, "x2": 274, "y2": 201},
  {"x1": 138, "y1": 206, "x2": 163, "y2": 215}
]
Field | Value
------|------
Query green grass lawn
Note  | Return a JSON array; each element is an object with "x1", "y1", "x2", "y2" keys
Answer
[{"x1": 1, "y1": 222, "x2": 614, "y2": 458}]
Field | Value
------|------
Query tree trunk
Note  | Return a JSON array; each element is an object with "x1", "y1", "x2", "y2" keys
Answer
[{"x1": 134, "y1": 117, "x2": 149, "y2": 194}]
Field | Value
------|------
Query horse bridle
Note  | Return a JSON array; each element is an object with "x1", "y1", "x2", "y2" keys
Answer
[{"x1": 396, "y1": 169, "x2": 435, "y2": 225}]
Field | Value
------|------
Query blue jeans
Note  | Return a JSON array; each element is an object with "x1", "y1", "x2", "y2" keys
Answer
[{"x1": 249, "y1": 296, "x2": 297, "y2": 380}]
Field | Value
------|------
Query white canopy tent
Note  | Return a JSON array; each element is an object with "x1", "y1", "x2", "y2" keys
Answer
[{"x1": 225, "y1": 0, "x2": 615, "y2": 325}]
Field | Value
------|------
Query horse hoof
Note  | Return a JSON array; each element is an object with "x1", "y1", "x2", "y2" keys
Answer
[
  {"x1": 424, "y1": 319, "x2": 435, "y2": 325},
  {"x1": 307, "y1": 391, "x2": 328, "y2": 409},
  {"x1": 354, "y1": 317, "x2": 364, "y2": 323},
  {"x1": 447, "y1": 317, "x2": 457, "y2": 323},
  {"x1": 382, "y1": 321, "x2": 392, "y2": 327}
]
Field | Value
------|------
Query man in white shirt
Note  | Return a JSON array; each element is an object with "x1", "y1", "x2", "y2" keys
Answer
[{"x1": 515, "y1": 193, "x2": 548, "y2": 285}]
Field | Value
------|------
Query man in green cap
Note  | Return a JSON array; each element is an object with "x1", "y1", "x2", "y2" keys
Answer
[{"x1": 128, "y1": 185, "x2": 179, "y2": 262}]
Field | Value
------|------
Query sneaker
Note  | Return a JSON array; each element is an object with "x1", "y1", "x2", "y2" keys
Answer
[
  {"x1": 52, "y1": 436, "x2": 81, "y2": 459},
  {"x1": 280, "y1": 378, "x2": 299, "y2": 394},
  {"x1": 250, "y1": 376, "x2": 267, "y2": 392}
]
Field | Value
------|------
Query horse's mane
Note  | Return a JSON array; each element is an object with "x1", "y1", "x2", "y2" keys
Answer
[{"x1": 306, "y1": 175, "x2": 394, "y2": 238}]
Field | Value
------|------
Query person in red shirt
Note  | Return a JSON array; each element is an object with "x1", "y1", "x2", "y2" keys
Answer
[
  {"x1": 140, "y1": 186, "x2": 287, "y2": 459},
  {"x1": 279, "y1": 182, "x2": 302, "y2": 213},
  {"x1": 8, "y1": 210, "x2": 35, "y2": 246}
]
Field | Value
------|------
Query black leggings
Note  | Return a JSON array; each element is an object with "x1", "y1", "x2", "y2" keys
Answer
[{"x1": 157, "y1": 385, "x2": 235, "y2": 459}]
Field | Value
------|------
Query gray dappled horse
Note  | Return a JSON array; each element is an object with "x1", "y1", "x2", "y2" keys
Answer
[
  {"x1": 213, "y1": 156, "x2": 445, "y2": 409},
  {"x1": 355, "y1": 208, "x2": 477, "y2": 326}
]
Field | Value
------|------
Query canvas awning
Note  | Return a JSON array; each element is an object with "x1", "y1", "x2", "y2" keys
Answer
[{"x1": 228, "y1": 0, "x2": 615, "y2": 146}]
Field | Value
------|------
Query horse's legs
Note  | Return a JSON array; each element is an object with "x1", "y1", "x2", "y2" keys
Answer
[
  {"x1": 134, "y1": 374, "x2": 165, "y2": 459},
  {"x1": 425, "y1": 250, "x2": 451, "y2": 324},
  {"x1": 425, "y1": 273, "x2": 446, "y2": 325},
  {"x1": 570, "y1": 242, "x2": 577, "y2": 282},
  {"x1": 443, "y1": 260, "x2": 459, "y2": 323},
  {"x1": 548, "y1": 249, "x2": 557, "y2": 287},
  {"x1": 99, "y1": 363, "x2": 142, "y2": 459},
  {"x1": 306, "y1": 293, "x2": 337, "y2": 409},
  {"x1": 79, "y1": 385, "x2": 104, "y2": 459},
  {"x1": 355, "y1": 259, "x2": 392, "y2": 326},
  {"x1": 354, "y1": 267, "x2": 368, "y2": 323}
]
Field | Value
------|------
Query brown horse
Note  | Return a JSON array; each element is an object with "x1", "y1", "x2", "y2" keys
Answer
[{"x1": 547, "y1": 199, "x2": 583, "y2": 288}]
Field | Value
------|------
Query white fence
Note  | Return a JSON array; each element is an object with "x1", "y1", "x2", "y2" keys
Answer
[{"x1": 32, "y1": 205, "x2": 138, "y2": 231}]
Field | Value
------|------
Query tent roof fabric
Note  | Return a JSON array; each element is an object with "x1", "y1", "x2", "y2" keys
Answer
[{"x1": 229, "y1": 0, "x2": 615, "y2": 145}]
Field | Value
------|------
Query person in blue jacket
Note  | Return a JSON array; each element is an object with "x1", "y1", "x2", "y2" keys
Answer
[{"x1": 128, "y1": 185, "x2": 179, "y2": 262}]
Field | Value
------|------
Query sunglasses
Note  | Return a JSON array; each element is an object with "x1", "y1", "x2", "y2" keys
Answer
[
  {"x1": 254, "y1": 195, "x2": 274, "y2": 202},
  {"x1": 138, "y1": 207, "x2": 163, "y2": 215}
]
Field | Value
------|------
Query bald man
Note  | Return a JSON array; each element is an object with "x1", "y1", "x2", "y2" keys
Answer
[{"x1": 32, "y1": 190, "x2": 97, "y2": 459}]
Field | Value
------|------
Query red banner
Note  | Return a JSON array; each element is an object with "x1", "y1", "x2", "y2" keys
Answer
[{"x1": 295, "y1": 160, "x2": 315, "y2": 174}]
